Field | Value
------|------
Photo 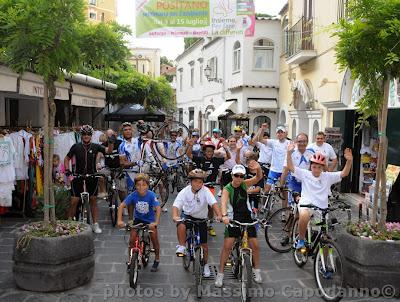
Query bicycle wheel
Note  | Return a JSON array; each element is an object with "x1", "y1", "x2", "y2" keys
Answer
[
  {"x1": 83, "y1": 198, "x2": 92, "y2": 225},
  {"x1": 314, "y1": 240, "x2": 344, "y2": 302},
  {"x1": 142, "y1": 232, "x2": 151, "y2": 267},
  {"x1": 108, "y1": 191, "x2": 118, "y2": 227},
  {"x1": 241, "y1": 253, "x2": 253, "y2": 302},
  {"x1": 265, "y1": 207, "x2": 294, "y2": 253},
  {"x1": 129, "y1": 252, "x2": 139, "y2": 288},
  {"x1": 231, "y1": 243, "x2": 240, "y2": 279},
  {"x1": 292, "y1": 219, "x2": 308, "y2": 267},
  {"x1": 154, "y1": 121, "x2": 190, "y2": 160},
  {"x1": 194, "y1": 247, "x2": 203, "y2": 298}
]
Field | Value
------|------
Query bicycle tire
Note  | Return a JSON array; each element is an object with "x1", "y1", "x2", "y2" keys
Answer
[
  {"x1": 265, "y1": 207, "x2": 294, "y2": 253},
  {"x1": 194, "y1": 247, "x2": 203, "y2": 298},
  {"x1": 241, "y1": 253, "x2": 252, "y2": 302},
  {"x1": 231, "y1": 242, "x2": 240, "y2": 278},
  {"x1": 129, "y1": 251, "x2": 139, "y2": 288},
  {"x1": 84, "y1": 198, "x2": 92, "y2": 225},
  {"x1": 154, "y1": 121, "x2": 190, "y2": 160},
  {"x1": 109, "y1": 191, "x2": 118, "y2": 227},
  {"x1": 292, "y1": 219, "x2": 308, "y2": 267},
  {"x1": 183, "y1": 235, "x2": 191, "y2": 270},
  {"x1": 314, "y1": 240, "x2": 344, "y2": 302},
  {"x1": 142, "y1": 232, "x2": 151, "y2": 267}
]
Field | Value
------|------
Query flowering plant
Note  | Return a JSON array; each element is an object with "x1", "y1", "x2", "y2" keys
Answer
[{"x1": 348, "y1": 221, "x2": 400, "y2": 241}]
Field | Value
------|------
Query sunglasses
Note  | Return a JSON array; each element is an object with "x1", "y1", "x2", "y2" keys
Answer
[
  {"x1": 233, "y1": 174, "x2": 244, "y2": 178},
  {"x1": 81, "y1": 133, "x2": 92, "y2": 136}
]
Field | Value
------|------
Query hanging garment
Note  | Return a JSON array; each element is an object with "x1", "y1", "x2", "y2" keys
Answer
[
  {"x1": 34, "y1": 135, "x2": 43, "y2": 196},
  {"x1": 9, "y1": 132, "x2": 29, "y2": 180},
  {"x1": 54, "y1": 132, "x2": 76, "y2": 163},
  {"x1": 0, "y1": 136, "x2": 16, "y2": 207}
]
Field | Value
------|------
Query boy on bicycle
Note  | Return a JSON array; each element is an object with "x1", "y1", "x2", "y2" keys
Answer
[
  {"x1": 215, "y1": 162, "x2": 264, "y2": 288},
  {"x1": 285, "y1": 142, "x2": 353, "y2": 251},
  {"x1": 172, "y1": 169, "x2": 222, "y2": 277},
  {"x1": 117, "y1": 173, "x2": 161, "y2": 272}
]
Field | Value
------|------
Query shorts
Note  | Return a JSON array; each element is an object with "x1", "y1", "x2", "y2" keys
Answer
[
  {"x1": 266, "y1": 170, "x2": 282, "y2": 185},
  {"x1": 178, "y1": 214, "x2": 208, "y2": 244},
  {"x1": 71, "y1": 177, "x2": 99, "y2": 198},
  {"x1": 224, "y1": 224, "x2": 257, "y2": 238}
]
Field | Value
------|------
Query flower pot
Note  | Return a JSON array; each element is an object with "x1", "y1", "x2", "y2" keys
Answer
[
  {"x1": 336, "y1": 231, "x2": 400, "y2": 296},
  {"x1": 13, "y1": 224, "x2": 95, "y2": 292}
]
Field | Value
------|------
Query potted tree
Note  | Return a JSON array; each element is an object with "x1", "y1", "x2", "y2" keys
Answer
[
  {"x1": 0, "y1": 0, "x2": 129, "y2": 292},
  {"x1": 334, "y1": 0, "x2": 400, "y2": 295}
]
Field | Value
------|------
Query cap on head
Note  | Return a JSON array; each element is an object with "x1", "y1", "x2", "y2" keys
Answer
[
  {"x1": 202, "y1": 141, "x2": 216, "y2": 151},
  {"x1": 232, "y1": 164, "x2": 246, "y2": 175},
  {"x1": 233, "y1": 125, "x2": 242, "y2": 132},
  {"x1": 276, "y1": 125, "x2": 287, "y2": 133},
  {"x1": 212, "y1": 128, "x2": 221, "y2": 133}
]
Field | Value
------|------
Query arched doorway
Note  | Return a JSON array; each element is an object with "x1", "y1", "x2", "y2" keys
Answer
[
  {"x1": 253, "y1": 115, "x2": 271, "y2": 135},
  {"x1": 279, "y1": 110, "x2": 286, "y2": 126}
]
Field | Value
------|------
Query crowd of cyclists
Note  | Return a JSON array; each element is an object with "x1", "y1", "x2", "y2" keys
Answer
[{"x1": 61, "y1": 120, "x2": 353, "y2": 288}]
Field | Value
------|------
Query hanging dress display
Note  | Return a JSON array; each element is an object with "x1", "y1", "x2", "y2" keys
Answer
[{"x1": 0, "y1": 135, "x2": 16, "y2": 207}]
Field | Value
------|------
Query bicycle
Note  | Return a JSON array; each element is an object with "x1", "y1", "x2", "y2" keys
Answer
[
  {"x1": 72, "y1": 173, "x2": 103, "y2": 225},
  {"x1": 227, "y1": 219, "x2": 266, "y2": 302},
  {"x1": 105, "y1": 168, "x2": 124, "y2": 227},
  {"x1": 169, "y1": 161, "x2": 189, "y2": 193},
  {"x1": 251, "y1": 178, "x2": 286, "y2": 220},
  {"x1": 264, "y1": 189, "x2": 300, "y2": 253},
  {"x1": 292, "y1": 203, "x2": 351, "y2": 302},
  {"x1": 176, "y1": 218, "x2": 209, "y2": 299},
  {"x1": 124, "y1": 222, "x2": 153, "y2": 289}
]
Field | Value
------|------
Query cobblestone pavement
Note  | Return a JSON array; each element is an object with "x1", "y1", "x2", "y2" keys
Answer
[{"x1": 0, "y1": 193, "x2": 393, "y2": 302}]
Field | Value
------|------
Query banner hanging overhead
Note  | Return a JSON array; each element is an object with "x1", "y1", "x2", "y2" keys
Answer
[{"x1": 136, "y1": 0, "x2": 255, "y2": 38}]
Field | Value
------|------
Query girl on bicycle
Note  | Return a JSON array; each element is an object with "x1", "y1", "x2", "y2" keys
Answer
[
  {"x1": 285, "y1": 142, "x2": 353, "y2": 250},
  {"x1": 117, "y1": 173, "x2": 161, "y2": 272},
  {"x1": 215, "y1": 162, "x2": 263, "y2": 288}
]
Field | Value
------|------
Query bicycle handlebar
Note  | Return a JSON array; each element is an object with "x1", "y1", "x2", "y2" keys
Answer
[
  {"x1": 72, "y1": 173, "x2": 105, "y2": 179},
  {"x1": 175, "y1": 218, "x2": 211, "y2": 224}
]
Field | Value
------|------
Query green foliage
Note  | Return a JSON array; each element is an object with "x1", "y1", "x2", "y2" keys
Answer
[
  {"x1": 184, "y1": 37, "x2": 201, "y2": 50},
  {"x1": 37, "y1": 186, "x2": 71, "y2": 220},
  {"x1": 160, "y1": 56, "x2": 172, "y2": 65},
  {"x1": 334, "y1": 0, "x2": 400, "y2": 120},
  {"x1": 348, "y1": 221, "x2": 400, "y2": 240}
]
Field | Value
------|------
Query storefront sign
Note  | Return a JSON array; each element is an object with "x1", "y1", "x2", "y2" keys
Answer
[
  {"x1": 0, "y1": 66, "x2": 18, "y2": 92},
  {"x1": 70, "y1": 83, "x2": 106, "y2": 108},
  {"x1": 19, "y1": 79, "x2": 69, "y2": 100},
  {"x1": 71, "y1": 95, "x2": 105, "y2": 108},
  {"x1": 136, "y1": 0, "x2": 255, "y2": 38}
]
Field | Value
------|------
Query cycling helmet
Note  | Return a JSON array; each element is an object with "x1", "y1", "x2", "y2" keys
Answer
[
  {"x1": 309, "y1": 152, "x2": 326, "y2": 166},
  {"x1": 188, "y1": 169, "x2": 207, "y2": 180},
  {"x1": 80, "y1": 125, "x2": 94, "y2": 135},
  {"x1": 192, "y1": 131, "x2": 200, "y2": 137},
  {"x1": 212, "y1": 128, "x2": 221, "y2": 133},
  {"x1": 202, "y1": 141, "x2": 216, "y2": 151}
]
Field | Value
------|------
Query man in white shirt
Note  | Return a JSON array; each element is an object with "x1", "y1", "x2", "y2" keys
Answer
[
  {"x1": 252, "y1": 131, "x2": 272, "y2": 178},
  {"x1": 307, "y1": 131, "x2": 338, "y2": 172},
  {"x1": 172, "y1": 169, "x2": 222, "y2": 278}
]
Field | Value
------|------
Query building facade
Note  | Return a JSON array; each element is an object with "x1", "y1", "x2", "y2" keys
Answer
[
  {"x1": 129, "y1": 48, "x2": 161, "y2": 79},
  {"x1": 175, "y1": 17, "x2": 281, "y2": 136},
  {"x1": 86, "y1": 0, "x2": 117, "y2": 23}
]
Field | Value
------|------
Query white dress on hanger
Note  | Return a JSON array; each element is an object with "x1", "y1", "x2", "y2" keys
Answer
[{"x1": 0, "y1": 136, "x2": 16, "y2": 207}]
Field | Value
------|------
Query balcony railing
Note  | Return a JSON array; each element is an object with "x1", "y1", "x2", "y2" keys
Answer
[{"x1": 285, "y1": 17, "x2": 315, "y2": 63}]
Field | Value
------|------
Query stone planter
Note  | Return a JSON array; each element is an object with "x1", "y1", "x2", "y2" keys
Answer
[
  {"x1": 335, "y1": 231, "x2": 400, "y2": 296},
  {"x1": 13, "y1": 224, "x2": 95, "y2": 292}
]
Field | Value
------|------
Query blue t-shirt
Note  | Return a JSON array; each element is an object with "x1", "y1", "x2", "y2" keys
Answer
[{"x1": 124, "y1": 190, "x2": 160, "y2": 223}]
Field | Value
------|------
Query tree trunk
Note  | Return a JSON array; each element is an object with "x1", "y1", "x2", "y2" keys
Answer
[
  {"x1": 43, "y1": 85, "x2": 50, "y2": 224},
  {"x1": 378, "y1": 78, "x2": 390, "y2": 228},
  {"x1": 47, "y1": 80, "x2": 57, "y2": 223}
]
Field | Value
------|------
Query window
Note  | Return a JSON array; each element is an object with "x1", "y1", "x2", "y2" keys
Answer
[
  {"x1": 253, "y1": 116, "x2": 271, "y2": 134},
  {"x1": 89, "y1": 0, "x2": 96, "y2": 5},
  {"x1": 233, "y1": 41, "x2": 241, "y2": 72},
  {"x1": 199, "y1": 64, "x2": 203, "y2": 84},
  {"x1": 189, "y1": 108, "x2": 194, "y2": 127},
  {"x1": 179, "y1": 108, "x2": 183, "y2": 123},
  {"x1": 179, "y1": 71, "x2": 183, "y2": 92},
  {"x1": 207, "y1": 57, "x2": 218, "y2": 79},
  {"x1": 337, "y1": 0, "x2": 348, "y2": 21},
  {"x1": 281, "y1": 17, "x2": 289, "y2": 55},
  {"x1": 189, "y1": 62, "x2": 194, "y2": 87},
  {"x1": 89, "y1": 12, "x2": 96, "y2": 20},
  {"x1": 253, "y1": 39, "x2": 274, "y2": 70}
]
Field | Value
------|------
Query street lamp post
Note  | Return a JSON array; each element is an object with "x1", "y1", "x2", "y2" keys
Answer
[{"x1": 204, "y1": 65, "x2": 223, "y2": 83}]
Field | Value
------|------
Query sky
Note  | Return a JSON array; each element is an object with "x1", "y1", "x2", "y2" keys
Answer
[{"x1": 117, "y1": 0, "x2": 287, "y2": 60}]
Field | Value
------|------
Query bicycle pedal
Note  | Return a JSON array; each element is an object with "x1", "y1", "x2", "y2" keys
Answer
[{"x1": 176, "y1": 253, "x2": 185, "y2": 257}]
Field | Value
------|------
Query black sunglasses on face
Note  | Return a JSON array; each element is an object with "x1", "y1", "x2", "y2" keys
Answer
[{"x1": 233, "y1": 174, "x2": 244, "y2": 178}]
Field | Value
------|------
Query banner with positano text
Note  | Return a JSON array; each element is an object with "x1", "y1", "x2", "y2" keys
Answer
[{"x1": 136, "y1": 0, "x2": 255, "y2": 38}]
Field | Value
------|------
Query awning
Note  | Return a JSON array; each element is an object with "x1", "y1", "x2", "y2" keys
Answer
[
  {"x1": 0, "y1": 65, "x2": 18, "y2": 92},
  {"x1": 105, "y1": 103, "x2": 165, "y2": 122},
  {"x1": 71, "y1": 83, "x2": 106, "y2": 108},
  {"x1": 248, "y1": 98, "x2": 278, "y2": 109},
  {"x1": 19, "y1": 72, "x2": 69, "y2": 100},
  {"x1": 208, "y1": 101, "x2": 235, "y2": 121}
]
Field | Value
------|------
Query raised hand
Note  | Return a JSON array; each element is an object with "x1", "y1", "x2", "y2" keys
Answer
[
  {"x1": 237, "y1": 140, "x2": 244, "y2": 150},
  {"x1": 344, "y1": 148, "x2": 353, "y2": 161},
  {"x1": 261, "y1": 123, "x2": 269, "y2": 130},
  {"x1": 287, "y1": 142, "x2": 296, "y2": 153}
]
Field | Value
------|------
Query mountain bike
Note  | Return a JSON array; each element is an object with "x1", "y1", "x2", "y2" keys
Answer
[
  {"x1": 170, "y1": 161, "x2": 189, "y2": 193},
  {"x1": 257, "y1": 178, "x2": 286, "y2": 219},
  {"x1": 292, "y1": 204, "x2": 351, "y2": 302},
  {"x1": 176, "y1": 218, "x2": 209, "y2": 299},
  {"x1": 124, "y1": 222, "x2": 153, "y2": 289},
  {"x1": 227, "y1": 219, "x2": 265, "y2": 302}
]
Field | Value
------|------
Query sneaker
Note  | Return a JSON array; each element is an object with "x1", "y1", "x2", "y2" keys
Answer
[
  {"x1": 217, "y1": 190, "x2": 222, "y2": 197},
  {"x1": 92, "y1": 223, "x2": 102, "y2": 234},
  {"x1": 253, "y1": 268, "x2": 262, "y2": 284},
  {"x1": 319, "y1": 266, "x2": 333, "y2": 279},
  {"x1": 281, "y1": 212, "x2": 287, "y2": 222},
  {"x1": 208, "y1": 226, "x2": 216, "y2": 237},
  {"x1": 203, "y1": 264, "x2": 211, "y2": 277},
  {"x1": 151, "y1": 260, "x2": 159, "y2": 272},
  {"x1": 162, "y1": 208, "x2": 168, "y2": 213},
  {"x1": 215, "y1": 272, "x2": 224, "y2": 288},
  {"x1": 176, "y1": 245, "x2": 186, "y2": 256},
  {"x1": 295, "y1": 239, "x2": 306, "y2": 250}
]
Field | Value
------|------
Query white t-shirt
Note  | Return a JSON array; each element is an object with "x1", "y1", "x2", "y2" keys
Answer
[
  {"x1": 307, "y1": 142, "x2": 337, "y2": 162},
  {"x1": 266, "y1": 139, "x2": 290, "y2": 173},
  {"x1": 283, "y1": 149, "x2": 315, "y2": 180},
  {"x1": 256, "y1": 142, "x2": 272, "y2": 164},
  {"x1": 293, "y1": 167, "x2": 341, "y2": 209},
  {"x1": 173, "y1": 185, "x2": 217, "y2": 219}
]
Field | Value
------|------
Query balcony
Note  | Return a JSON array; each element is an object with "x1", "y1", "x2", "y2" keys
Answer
[{"x1": 285, "y1": 17, "x2": 317, "y2": 65}]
